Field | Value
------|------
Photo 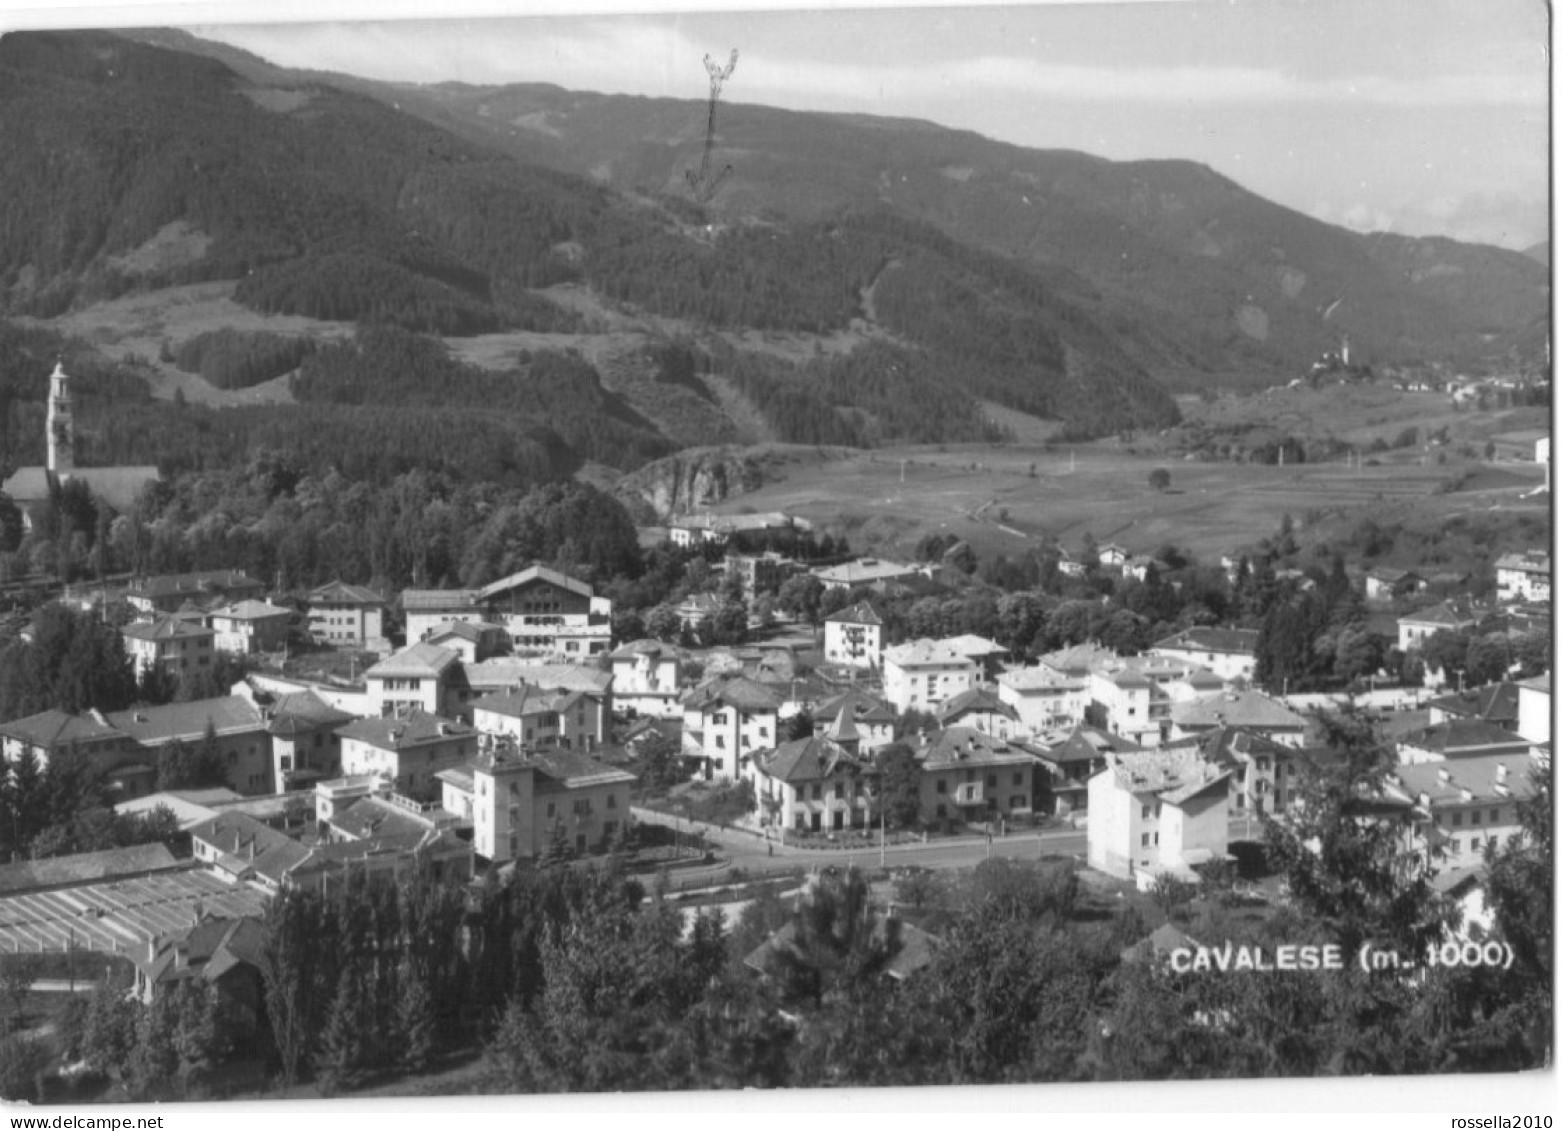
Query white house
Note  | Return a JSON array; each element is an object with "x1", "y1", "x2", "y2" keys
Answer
[
  {"x1": 306, "y1": 581, "x2": 387, "y2": 650},
  {"x1": 364, "y1": 641, "x2": 461, "y2": 718},
  {"x1": 996, "y1": 664, "x2": 1090, "y2": 736},
  {"x1": 680, "y1": 677, "x2": 783, "y2": 780},
  {"x1": 1515, "y1": 675, "x2": 1551, "y2": 744},
  {"x1": 208, "y1": 600, "x2": 292, "y2": 656},
  {"x1": 470, "y1": 686, "x2": 606, "y2": 753},
  {"x1": 610, "y1": 640, "x2": 683, "y2": 718},
  {"x1": 751, "y1": 735, "x2": 877, "y2": 835},
  {"x1": 882, "y1": 639, "x2": 977, "y2": 713},
  {"x1": 810, "y1": 690, "x2": 897, "y2": 755},
  {"x1": 1087, "y1": 748, "x2": 1231, "y2": 884},
  {"x1": 336, "y1": 711, "x2": 478, "y2": 802},
  {"x1": 1168, "y1": 689, "x2": 1308, "y2": 748},
  {"x1": 1398, "y1": 603, "x2": 1480, "y2": 652},
  {"x1": 822, "y1": 601, "x2": 883, "y2": 670},
  {"x1": 121, "y1": 616, "x2": 215, "y2": 680},
  {"x1": 1494, "y1": 551, "x2": 1551, "y2": 605},
  {"x1": 1149, "y1": 627, "x2": 1260, "y2": 684},
  {"x1": 1391, "y1": 754, "x2": 1537, "y2": 873}
]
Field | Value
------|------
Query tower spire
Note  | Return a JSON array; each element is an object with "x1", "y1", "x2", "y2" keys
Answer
[{"x1": 46, "y1": 358, "x2": 74, "y2": 476}]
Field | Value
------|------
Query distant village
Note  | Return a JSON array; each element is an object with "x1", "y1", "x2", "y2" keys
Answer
[{"x1": 0, "y1": 361, "x2": 1550, "y2": 1093}]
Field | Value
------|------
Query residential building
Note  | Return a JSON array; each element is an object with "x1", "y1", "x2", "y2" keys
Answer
[
  {"x1": 132, "y1": 917, "x2": 269, "y2": 1041},
  {"x1": 1149, "y1": 627, "x2": 1261, "y2": 684},
  {"x1": 421, "y1": 620, "x2": 510, "y2": 664},
  {"x1": 726, "y1": 552, "x2": 802, "y2": 600},
  {"x1": 810, "y1": 689, "x2": 897, "y2": 755},
  {"x1": 306, "y1": 580, "x2": 388, "y2": 649},
  {"x1": 401, "y1": 588, "x2": 484, "y2": 644},
  {"x1": 438, "y1": 747, "x2": 635, "y2": 862},
  {"x1": 1494, "y1": 551, "x2": 1551, "y2": 604},
  {"x1": 262, "y1": 689, "x2": 355, "y2": 790},
  {"x1": 478, "y1": 566, "x2": 614, "y2": 658},
  {"x1": 752, "y1": 735, "x2": 877, "y2": 834},
  {"x1": 121, "y1": 616, "x2": 216, "y2": 680},
  {"x1": 107, "y1": 696, "x2": 274, "y2": 796},
  {"x1": 471, "y1": 686, "x2": 606, "y2": 752},
  {"x1": 1515, "y1": 674, "x2": 1551, "y2": 744},
  {"x1": 1427, "y1": 682, "x2": 1522, "y2": 731},
  {"x1": 1398, "y1": 603, "x2": 1481, "y2": 651},
  {"x1": 680, "y1": 677, "x2": 782, "y2": 780},
  {"x1": 1168, "y1": 689, "x2": 1308, "y2": 748},
  {"x1": 1097, "y1": 543, "x2": 1130, "y2": 569},
  {"x1": 936, "y1": 686, "x2": 1020, "y2": 740},
  {"x1": 882, "y1": 639, "x2": 977, "y2": 713},
  {"x1": 941, "y1": 634, "x2": 1010, "y2": 682},
  {"x1": 458, "y1": 660, "x2": 614, "y2": 717},
  {"x1": 124, "y1": 570, "x2": 266, "y2": 616},
  {"x1": 911, "y1": 727, "x2": 1039, "y2": 828},
  {"x1": 1193, "y1": 726, "x2": 1303, "y2": 817},
  {"x1": 1030, "y1": 724, "x2": 1142, "y2": 816},
  {"x1": 668, "y1": 512, "x2": 807, "y2": 549},
  {"x1": 336, "y1": 711, "x2": 479, "y2": 801},
  {"x1": 822, "y1": 601, "x2": 883, "y2": 670},
  {"x1": 610, "y1": 640, "x2": 683, "y2": 718},
  {"x1": 1087, "y1": 748, "x2": 1231, "y2": 883},
  {"x1": 812, "y1": 558, "x2": 924, "y2": 591},
  {"x1": 208, "y1": 600, "x2": 292, "y2": 656},
  {"x1": 1364, "y1": 567, "x2": 1425, "y2": 603},
  {"x1": 1396, "y1": 720, "x2": 1536, "y2": 765},
  {"x1": 0, "y1": 707, "x2": 130, "y2": 773},
  {"x1": 675, "y1": 592, "x2": 725, "y2": 631},
  {"x1": 996, "y1": 664, "x2": 1090, "y2": 736},
  {"x1": 364, "y1": 641, "x2": 461, "y2": 718},
  {"x1": 1391, "y1": 754, "x2": 1537, "y2": 872},
  {"x1": 1089, "y1": 657, "x2": 1225, "y2": 748}
]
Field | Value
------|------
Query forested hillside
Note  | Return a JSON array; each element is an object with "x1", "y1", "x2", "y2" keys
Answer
[{"x1": 0, "y1": 29, "x2": 1179, "y2": 460}]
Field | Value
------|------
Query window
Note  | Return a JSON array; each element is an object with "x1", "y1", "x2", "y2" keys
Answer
[
  {"x1": 811, "y1": 784, "x2": 822, "y2": 800},
  {"x1": 1452, "y1": 812, "x2": 1463, "y2": 827},
  {"x1": 1450, "y1": 838, "x2": 1460, "y2": 853},
  {"x1": 1141, "y1": 804, "x2": 1151, "y2": 820},
  {"x1": 1470, "y1": 810, "x2": 1481, "y2": 826},
  {"x1": 1141, "y1": 832, "x2": 1150, "y2": 847},
  {"x1": 546, "y1": 802, "x2": 556, "y2": 818},
  {"x1": 936, "y1": 780, "x2": 947, "y2": 795},
  {"x1": 986, "y1": 774, "x2": 996, "y2": 788},
  {"x1": 834, "y1": 783, "x2": 844, "y2": 799},
  {"x1": 510, "y1": 781, "x2": 519, "y2": 796},
  {"x1": 1013, "y1": 771, "x2": 1023, "y2": 786},
  {"x1": 607, "y1": 794, "x2": 617, "y2": 810},
  {"x1": 1490, "y1": 807, "x2": 1501, "y2": 823},
  {"x1": 936, "y1": 804, "x2": 946, "y2": 818}
]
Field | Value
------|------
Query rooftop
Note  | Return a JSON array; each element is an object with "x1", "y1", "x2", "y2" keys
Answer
[
  {"x1": 883, "y1": 638, "x2": 973, "y2": 669},
  {"x1": 338, "y1": 711, "x2": 475, "y2": 751},
  {"x1": 308, "y1": 580, "x2": 386, "y2": 606},
  {"x1": 824, "y1": 601, "x2": 882, "y2": 627},
  {"x1": 756, "y1": 736, "x2": 871, "y2": 785},
  {"x1": 0, "y1": 843, "x2": 180, "y2": 897},
  {"x1": 121, "y1": 615, "x2": 214, "y2": 642},
  {"x1": 915, "y1": 727, "x2": 1037, "y2": 771},
  {"x1": 209, "y1": 599, "x2": 291, "y2": 621},
  {"x1": 937, "y1": 686, "x2": 1018, "y2": 723},
  {"x1": 366, "y1": 641, "x2": 460, "y2": 680},
  {"x1": 107, "y1": 696, "x2": 266, "y2": 745},
  {"x1": 1171, "y1": 690, "x2": 1307, "y2": 731},
  {"x1": 0, "y1": 707, "x2": 125, "y2": 749},
  {"x1": 1392, "y1": 754, "x2": 1539, "y2": 809},
  {"x1": 400, "y1": 588, "x2": 480, "y2": 612},
  {"x1": 1152, "y1": 627, "x2": 1261, "y2": 655},
  {"x1": 1398, "y1": 719, "x2": 1536, "y2": 756},
  {"x1": 478, "y1": 564, "x2": 594, "y2": 603},
  {"x1": 1104, "y1": 748, "x2": 1231, "y2": 806}
]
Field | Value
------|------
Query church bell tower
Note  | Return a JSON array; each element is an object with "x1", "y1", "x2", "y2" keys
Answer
[{"x1": 45, "y1": 359, "x2": 74, "y2": 475}]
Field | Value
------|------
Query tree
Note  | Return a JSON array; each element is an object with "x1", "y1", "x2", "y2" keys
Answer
[
  {"x1": 396, "y1": 960, "x2": 437, "y2": 1075},
  {"x1": 1263, "y1": 707, "x2": 1453, "y2": 958},
  {"x1": 317, "y1": 968, "x2": 370, "y2": 1095},
  {"x1": 1148, "y1": 468, "x2": 1172, "y2": 492},
  {"x1": 873, "y1": 742, "x2": 922, "y2": 830}
]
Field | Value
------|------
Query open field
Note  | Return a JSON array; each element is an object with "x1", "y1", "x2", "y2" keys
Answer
[{"x1": 697, "y1": 437, "x2": 1549, "y2": 561}]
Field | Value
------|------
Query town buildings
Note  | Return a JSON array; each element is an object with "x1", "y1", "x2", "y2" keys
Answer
[
  {"x1": 610, "y1": 640, "x2": 683, "y2": 718},
  {"x1": 1086, "y1": 747, "x2": 1231, "y2": 884},
  {"x1": 1494, "y1": 551, "x2": 1552, "y2": 604},
  {"x1": 306, "y1": 580, "x2": 388, "y2": 650},
  {"x1": 822, "y1": 601, "x2": 883, "y2": 670},
  {"x1": 910, "y1": 727, "x2": 1039, "y2": 828},
  {"x1": 752, "y1": 735, "x2": 877, "y2": 834},
  {"x1": 121, "y1": 616, "x2": 216, "y2": 680},
  {"x1": 882, "y1": 639, "x2": 977, "y2": 713}
]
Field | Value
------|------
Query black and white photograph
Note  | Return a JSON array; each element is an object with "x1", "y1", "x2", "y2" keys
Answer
[{"x1": 0, "y1": 0, "x2": 1551, "y2": 1116}]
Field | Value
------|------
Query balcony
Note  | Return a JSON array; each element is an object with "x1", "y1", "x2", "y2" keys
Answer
[{"x1": 954, "y1": 782, "x2": 983, "y2": 806}]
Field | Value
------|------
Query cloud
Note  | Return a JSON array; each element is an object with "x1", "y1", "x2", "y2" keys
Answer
[{"x1": 1314, "y1": 192, "x2": 1548, "y2": 250}]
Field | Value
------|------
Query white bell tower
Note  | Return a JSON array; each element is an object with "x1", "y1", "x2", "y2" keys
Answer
[{"x1": 45, "y1": 359, "x2": 74, "y2": 476}]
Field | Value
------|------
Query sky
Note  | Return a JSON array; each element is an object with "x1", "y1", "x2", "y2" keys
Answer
[{"x1": 11, "y1": 0, "x2": 1552, "y2": 250}]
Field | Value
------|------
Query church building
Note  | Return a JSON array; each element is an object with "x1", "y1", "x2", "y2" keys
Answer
[{"x1": 1, "y1": 360, "x2": 160, "y2": 529}]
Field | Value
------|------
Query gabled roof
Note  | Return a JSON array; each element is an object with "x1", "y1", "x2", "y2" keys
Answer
[
  {"x1": 1392, "y1": 754, "x2": 1538, "y2": 808},
  {"x1": 477, "y1": 565, "x2": 593, "y2": 603},
  {"x1": 189, "y1": 811, "x2": 310, "y2": 882},
  {"x1": 107, "y1": 696, "x2": 266, "y2": 745},
  {"x1": 0, "y1": 707, "x2": 125, "y2": 749},
  {"x1": 1398, "y1": 602, "x2": 1481, "y2": 628},
  {"x1": 424, "y1": 620, "x2": 491, "y2": 644},
  {"x1": 0, "y1": 843, "x2": 179, "y2": 896},
  {"x1": 308, "y1": 580, "x2": 385, "y2": 606},
  {"x1": 915, "y1": 727, "x2": 1037, "y2": 771},
  {"x1": 526, "y1": 749, "x2": 637, "y2": 792},
  {"x1": 1397, "y1": 719, "x2": 1535, "y2": 757},
  {"x1": 824, "y1": 601, "x2": 882, "y2": 627},
  {"x1": 1039, "y1": 724, "x2": 1144, "y2": 765},
  {"x1": 338, "y1": 711, "x2": 474, "y2": 751},
  {"x1": 366, "y1": 641, "x2": 459, "y2": 680},
  {"x1": 142, "y1": 917, "x2": 269, "y2": 988},
  {"x1": 997, "y1": 665, "x2": 1087, "y2": 692},
  {"x1": 883, "y1": 639, "x2": 973, "y2": 669},
  {"x1": 812, "y1": 558, "x2": 920, "y2": 585},
  {"x1": 941, "y1": 634, "x2": 1008, "y2": 658},
  {"x1": 1152, "y1": 627, "x2": 1261, "y2": 655},
  {"x1": 611, "y1": 638, "x2": 670, "y2": 660},
  {"x1": 937, "y1": 686, "x2": 1018, "y2": 723},
  {"x1": 267, "y1": 690, "x2": 356, "y2": 737},
  {"x1": 1426, "y1": 682, "x2": 1522, "y2": 727},
  {"x1": 683, "y1": 677, "x2": 782, "y2": 713},
  {"x1": 210, "y1": 600, "x2": 291, "y2": 622},
  {"x1": 330, "y1": 796, "x2": 438, "y2": 841},
  {"x1": 1494, "y1": 551, "x2": 1551, "y2": 574},
  {"x1": 1171, "y1": 690, "x2": 1306, "y2": 731},
  {"x1": 812, "y1": 689, "x2": 897, "y2": 725},
  {"x1": 821, "y1": 704, "x2": 861, "y2": 745},
  {"x1": 472, "y1": 686, "x2": 587, "y2": 719},
  {"x1": 755, "y1": 736, "x2": 870, "y2": 785},
  {"x1": 126, "y1": 570, "x2": 263, "y2": 602},
  {"x1": 1036, "y1": 641, "x2": 1119, "y2": 677},
  {"x1": 122, "y1": 615, "x2": 214, "y2": 642},
  {"x1": 400, "y1": 589, "x2": 480, "y2": 612},
  {"x1": 463, "y1": 660, "x2": 613, "y2": 695}
]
